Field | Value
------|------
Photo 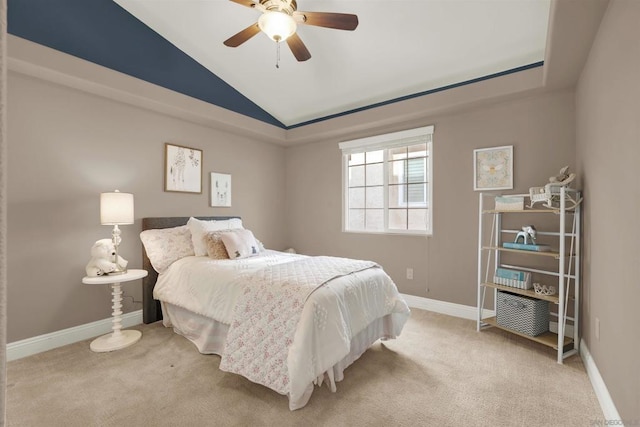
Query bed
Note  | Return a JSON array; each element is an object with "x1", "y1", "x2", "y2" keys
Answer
[{"x1": 141, "y1": 216, "x2": 410, "y2": 410}]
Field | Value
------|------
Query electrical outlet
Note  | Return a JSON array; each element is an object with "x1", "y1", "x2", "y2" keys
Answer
[
  {"x1": 595, "y1": 317, "x2": 600, "y2": 341},
  {"x1": 406, "y1": 268, "x2": 413, "y2": 280}
]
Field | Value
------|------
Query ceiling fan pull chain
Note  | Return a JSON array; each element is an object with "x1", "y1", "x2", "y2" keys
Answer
[{"x1": 276, "y1": 41, "x2": 281, "y2": 69}]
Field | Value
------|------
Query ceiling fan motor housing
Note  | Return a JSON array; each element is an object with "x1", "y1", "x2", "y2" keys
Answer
[
  {"x1": 258, "y1": 10, "x2": 297, "y2": 42},
  {"x1": 259, "y1": 0, "x2": 298, "y2": 14}
]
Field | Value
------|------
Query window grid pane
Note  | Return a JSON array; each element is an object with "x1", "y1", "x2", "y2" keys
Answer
[
  {"x1": 349, "y1": 187, "x2": 365, "y2": 209},
  {"x1": 343, "y1": 129, "x2": 432, "y2": 234},
  {"x1": 348, "y1": 153, "x2": 365, "y2": 166},
  {"x1": 389, "y1": 208, "x2": 407, "y2": 230},
  {"x1": 365, "y1": 209, "x2": 384, "y2": 230},
  {"x1": 348, "y1": 165, "x2": 365, "y2": 188},
  {"x1": 366, "y1": 186, "x2": 384, "y2": 209},
  {"x1": 365, "y1": 163, "x2": 383, "y2": 186},
  {"x1": 366, "y1": 150, "x2": 384, "y2": 163}
]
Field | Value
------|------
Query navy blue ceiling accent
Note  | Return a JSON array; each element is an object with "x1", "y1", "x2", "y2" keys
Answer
[{"x1": 7, "y1": 0, "x2": 286, "y2": 128}]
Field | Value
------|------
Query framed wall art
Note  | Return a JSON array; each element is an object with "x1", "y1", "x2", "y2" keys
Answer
[
  {"x1": 164, "y1": 143, "x2": 202, "y2": 193},
  {"x1": 211, "y1": 172, "x2": 231, "y2": 207},
  {"x1": 473, "y1": 145, "x2": 513, "y2": 191}
]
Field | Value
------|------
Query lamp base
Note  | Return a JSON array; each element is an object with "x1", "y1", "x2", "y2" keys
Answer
[{"x1": 90, "y1": 330, "x2": 141, "y2": 352}]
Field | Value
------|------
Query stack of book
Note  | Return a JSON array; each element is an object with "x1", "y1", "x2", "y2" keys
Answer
[
  {"x1": 503, "y1": 242, "x2": 551, "y2": 251},
  {"x1": 493, "y1": 267, "x2": 532, "y2": 290}
]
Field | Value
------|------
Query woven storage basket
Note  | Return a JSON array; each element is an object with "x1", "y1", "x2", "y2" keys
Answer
[{"x1": 496, "y1": 291, "x2": 549, "y2": 336}]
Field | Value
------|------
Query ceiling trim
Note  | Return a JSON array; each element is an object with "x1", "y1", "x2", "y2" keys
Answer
[
  {"x1": 287, "y1": 62, "x2": 544, "y2": 130},
  {"x1": 285, "y1": 66, "x2": 546, "y2": 146},
  {"x1": 9, "y1": 34, "x2": 548, "y2": 147}
]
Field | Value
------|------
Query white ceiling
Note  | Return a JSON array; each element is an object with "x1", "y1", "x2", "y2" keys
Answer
[{"x1": 114, "y1": 0, "x2": 551, "y2": 127}]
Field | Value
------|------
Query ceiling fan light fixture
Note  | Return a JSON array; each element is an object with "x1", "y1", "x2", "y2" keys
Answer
[{"x1": 258, "y1": 10, "x2": 297, "y2": 42}]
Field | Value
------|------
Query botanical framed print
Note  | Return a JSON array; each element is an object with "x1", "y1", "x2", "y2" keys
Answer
[
  {"x1": 473, "y1": 145, "x2": 513, "y2": 191},
  {"x1": 211, "y1": 172, "x2": 231, "y2": 207},
  {"x1": 164, "y1": 143, "x2": 202, "y2": 193}
]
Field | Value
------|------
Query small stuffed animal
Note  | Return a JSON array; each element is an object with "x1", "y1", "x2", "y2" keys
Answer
[{"x1": 85, "y1": 238, "x2": 128, "y2": 277}]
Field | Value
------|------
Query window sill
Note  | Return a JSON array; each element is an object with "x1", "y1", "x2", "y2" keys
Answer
[{"x1": 342, "y1": 230, "x2": 432, "y2": 237}]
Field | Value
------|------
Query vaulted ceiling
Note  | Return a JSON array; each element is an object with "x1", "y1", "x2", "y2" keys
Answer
[{"x1": 8, "y1": 0, "x2": 553, "y2": 130}]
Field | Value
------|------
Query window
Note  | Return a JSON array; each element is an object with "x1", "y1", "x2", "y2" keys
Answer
[{"x1": 339, "y1": 125, "x2": 433, "y2": 235}]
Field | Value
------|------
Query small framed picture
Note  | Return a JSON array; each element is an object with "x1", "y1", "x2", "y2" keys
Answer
[
  {"x1": 164, "y1": 143, "x2": 202, "y2": 193},
  {"x1": 211, "y1": 172, "x2": 231, "y2": 207},
  {"x1": 473, "y1": 145, "x2": 513, "y2": 191}
]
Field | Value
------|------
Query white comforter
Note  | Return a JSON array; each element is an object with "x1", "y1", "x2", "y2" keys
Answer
[
  {"x1": 153, "y1": 250, "x2": 410, "y2": 410},
  {"x1": 154, "y1": 250, "x2": 302, "y2": 324}
]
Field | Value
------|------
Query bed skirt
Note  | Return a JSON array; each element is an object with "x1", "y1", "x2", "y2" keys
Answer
[{"x1": 161, "y1": 302, "x2": 403, "y2": 409}]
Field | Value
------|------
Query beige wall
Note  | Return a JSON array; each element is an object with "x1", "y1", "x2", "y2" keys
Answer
[
  {"x1": 575, "y1": 0, "x2": 640, "y2": 421},
  {"x1": 7, "y1": 71, "x2": 287, "y2": 342},
  {"x1": 286, "y1": 91, "x2": 575, "y2": 306}
]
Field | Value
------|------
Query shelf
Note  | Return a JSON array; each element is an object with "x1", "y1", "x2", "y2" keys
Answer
[
  {"x1": 480, "y1": 317, "x2": 573, "y2": 350},
  {"x1": 483, "y1": 209, "x2": 564, "y2": 214},
  {"x1": 482, "y1": 246, "x2": 563, "y2": 259},
  {"x1": 478, "y1": 190, "x2": 581, "y2": 364},
  {"x1": 481, "y1": 282, "x2": 559, "y2": 303}
]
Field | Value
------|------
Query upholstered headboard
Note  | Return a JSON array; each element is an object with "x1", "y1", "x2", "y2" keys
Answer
[{"x1": 141, "y1": 216, "x2": 240, "y2": 324}]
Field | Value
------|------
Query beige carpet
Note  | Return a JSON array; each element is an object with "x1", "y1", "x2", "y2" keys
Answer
[{"x1": 6, "y1": 309, "x2": 602, "y2": 426}]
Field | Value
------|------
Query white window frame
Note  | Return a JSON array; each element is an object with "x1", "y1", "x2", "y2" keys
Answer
[{"x1": 339, "y1": 125, "x2": 434, "y2": 236}]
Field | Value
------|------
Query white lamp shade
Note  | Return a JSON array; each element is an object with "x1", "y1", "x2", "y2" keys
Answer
[
  {"x1": 258, "y1": 11, "x2": 297, "y2": 42},
  {"x1": 100, "y1": 191, "x2": 134, "y2": 225}
]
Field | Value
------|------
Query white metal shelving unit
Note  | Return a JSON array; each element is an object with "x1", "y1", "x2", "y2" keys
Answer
[{"x1": 476, "y1": 187, "x2": 581, "y2": 364}]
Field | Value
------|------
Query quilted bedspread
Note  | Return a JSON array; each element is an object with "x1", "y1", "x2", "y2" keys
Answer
[
  {"x1": 218, "y1": 257, "x2": 376, "y2": 393},
  {"x1": 218, "y1": 255, "x2": 408, "y2": 409},
  {"x1": 154, "y1": 251, "x2": 410, "y2": 410}
]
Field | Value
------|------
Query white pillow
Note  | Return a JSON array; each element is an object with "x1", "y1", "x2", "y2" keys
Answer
[
  {"x1": 187, "y1": 217, "x2": 243, "y2": 256},
  {"x1": 220, "y1": 229, "x2": 260, "y2": 259},
  {"x1": 140, "y1": 225, "x2": 194, "y2": 273}
]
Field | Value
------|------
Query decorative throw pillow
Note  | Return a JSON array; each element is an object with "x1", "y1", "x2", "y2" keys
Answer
[
  {"x1": 204, "y1": 231, "x2": 231, "y2": 260},
  {"x1": 139, "y1": 225, "x2": 194, "y2": 273},
  {"x1": 220, "y1": 229, "x2": 260, "y2": 259},
  {"x1": 187, "y1": 217, "x2": 244, "y2": 256}
]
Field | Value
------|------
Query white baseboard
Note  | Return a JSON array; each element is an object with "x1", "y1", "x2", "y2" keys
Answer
[
  {"x1": 401, "y1": 293, "x2": 495, "y2": 319},
  {"x1": 7, "y1": 310, "x2": 143, "y2": 361},
  {"x1": 580, "y1": 340, "x2": 622, "y2": 423}
]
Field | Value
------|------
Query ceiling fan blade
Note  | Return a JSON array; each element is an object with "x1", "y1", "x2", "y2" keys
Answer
[
  {"x1": 229, "y1": 0, "x2": 258, "y2": 9},
  {"x1": 295, "y1": 11, "x2": 358, "y2": 31},
  {"x1": 223, "y1": 23, "x2": 261, "y2": 47},
  {"x1": 286, "y1": 33, "x2": 311, "y2": 62}
]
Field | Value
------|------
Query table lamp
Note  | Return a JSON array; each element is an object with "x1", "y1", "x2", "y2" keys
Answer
[{"x1": 100, "y1": 190, "x2": 134, "y2": 275}]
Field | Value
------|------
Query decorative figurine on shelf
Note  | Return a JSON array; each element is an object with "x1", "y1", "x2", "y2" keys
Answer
[
  {"x1": 529, "y1": 165, "x2": 581, "y2": 209},
  {"x1": 514, "y1": 225, "x2": 537, "y2": 245},
  {"x1": 534, "y1": 282, "x2": 557, "y2": 296},
  {"x1": 85, "y1": 238, "x2": 128, "y2": 277},
  {"x1": 503, "y1": 224, "x2": 551, "y2": 252}
]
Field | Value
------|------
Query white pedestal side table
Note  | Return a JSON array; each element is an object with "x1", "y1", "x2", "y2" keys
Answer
[{"x1": 82, "y1": 269, "x2": 148, "y2": 352}]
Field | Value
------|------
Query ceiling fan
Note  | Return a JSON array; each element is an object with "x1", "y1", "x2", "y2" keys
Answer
[{"x1": 223, "y1": 0, "x2": 359, "y2": 62}]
